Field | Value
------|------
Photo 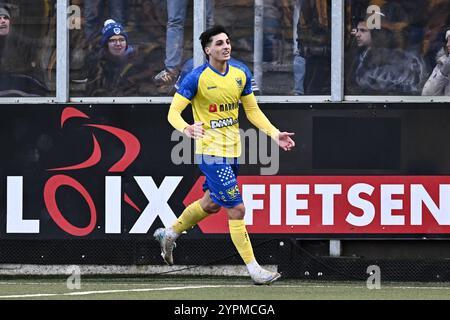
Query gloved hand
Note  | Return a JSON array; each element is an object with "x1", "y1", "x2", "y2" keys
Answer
[{"x1": 440, "y1": 56, "x2": 450, "y2": 77}]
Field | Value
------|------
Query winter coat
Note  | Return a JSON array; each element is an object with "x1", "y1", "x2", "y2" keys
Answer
[
  {"x1": 86, "y1": 45, "x2": 156, "y2": 97},
  {"x1": 0, "y1": 32, "x2": 49, "y2": 96},
  {"x1": 422, "y1": 48, "x2": 450, "y2": 96},
  {"x1": 347, "y1": 47, "x2": 427, "y2": 95}
]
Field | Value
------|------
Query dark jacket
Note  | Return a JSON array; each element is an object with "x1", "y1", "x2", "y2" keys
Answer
[
  {"x1": 86, "y1": 45, "x2": 154, "y2": 96},
  {"x1": 347, "y1": 46, "x2": 427, "y2": 95},
  {"x1": 0, "y1": 32, "x2": 49, "y2": 96}
]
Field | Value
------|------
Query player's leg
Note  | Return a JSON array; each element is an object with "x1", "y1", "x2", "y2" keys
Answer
[
  {"x1": 173, "y1": 190, "x2": 219, "y2": 233},
  {"x1": 154, "y1": 190, "x2": 220, "y2": 266},
  {"x1": 196, "y1": 156, "x2": 280, "y2": 285},
  {"x1": 227, "y1": 204, "x2": 281, "y2": 285}
]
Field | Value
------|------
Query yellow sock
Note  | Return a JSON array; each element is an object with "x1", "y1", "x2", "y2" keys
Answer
[
  {"x1": 229, "y1": 219, "x2": 255, "y2": 264},
  {"x1": 172, "y1": 200, "x2": 209, "y2": 234}
]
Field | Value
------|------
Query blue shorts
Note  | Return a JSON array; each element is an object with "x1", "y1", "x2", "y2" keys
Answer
[{"x1": 196, "y1": 154, "x2": 243, "y2": 208}]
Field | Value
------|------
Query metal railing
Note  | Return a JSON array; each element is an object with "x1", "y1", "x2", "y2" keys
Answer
[{"x1": 1, "y1": 0, "x2": 450, "y2": 105}]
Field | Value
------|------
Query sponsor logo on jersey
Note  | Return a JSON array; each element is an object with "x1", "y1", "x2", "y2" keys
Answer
[
  {"x1": 209, "y1": 103, "x2": 218, "y2": 112},
  {"x1": 210, "y1": 117, "x2": 238, "y2": 129},
  {"x1": 219, "y1": 102, "x2": 239, "y2": 112}
]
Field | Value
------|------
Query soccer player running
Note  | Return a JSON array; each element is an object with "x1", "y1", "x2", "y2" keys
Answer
[{"x1": 154, "y1": 25, "x2": 295, "y2": 285}]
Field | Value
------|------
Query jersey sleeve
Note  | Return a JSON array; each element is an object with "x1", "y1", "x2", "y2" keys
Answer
[
  {"x1": 241, "y1": 64, "x2": 253, "y2": 96},
  {"x1": 176, "y1": 65, "x2": 205, "y2": 100},
  {"x1": 175, "y1": 58, "x2": 194, "y2": 90},
  {"x1": 241, "y1": 93, "x2": 280, "y2": 139},
  {"x1": 167, "y1": 93, "x2": 191, "y2": 133}
]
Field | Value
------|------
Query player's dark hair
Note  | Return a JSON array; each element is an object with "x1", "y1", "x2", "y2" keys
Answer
[{"x1": 199, "y1": 25, "x2": 230, "y2": 59}]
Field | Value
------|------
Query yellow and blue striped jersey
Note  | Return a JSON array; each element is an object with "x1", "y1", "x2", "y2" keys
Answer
[{"x1": 168, "y1": 60, "x2": 279, "y2": 158}]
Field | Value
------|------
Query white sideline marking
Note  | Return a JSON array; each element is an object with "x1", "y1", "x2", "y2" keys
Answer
[
  {"x1": 0, "y1": 282, "x2": 168, "y2": 286},
  {"x1": 1, "y1": 283, "x2": 450, "y2": 299},
  {"x1": 304, "y1": 284, "x2": 450, "y2": 290},
  {"x1": 0, "y1": 285, "x2": 248, "y2": 299}
]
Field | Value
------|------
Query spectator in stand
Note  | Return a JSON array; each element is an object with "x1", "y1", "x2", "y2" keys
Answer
[
  {"x1": 346, "y1": 17, "x2": 426, "y2": 95},
  {"x1": 153, "y1": 0, "x2": 214, "y2": 91},
  {"x1": 71, "y1": 0, "x2": 126, "y2": 83},
  {"x1": 86, "y1": 19, "x2": 155, "y2": 96},
  {"x1": 422, "y1": 28, "x2": 450, "y2": 96},
  {"x1": 292, "y1": 0, "x2": 305, "y2": 95},
  {"x1": 0, "y1": 3, "x2": 49, "y2": 96},
  {"x1": 294, "y1": 0, "x2": 331, "y2": 95}
]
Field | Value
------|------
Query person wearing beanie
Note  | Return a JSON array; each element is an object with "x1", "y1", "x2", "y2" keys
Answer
[
  {"x1": 73, "y1": 1, "x2": 125, "y2": 83},
  {"x1": 0, "y1": 5, "x2": 10, "y2": 37},
  {"x1": 86, "y1": 19, "x2": 156, "y2": 96},
  {"x1": 0, "y1": 3, "x2": 49, "y2": 96},
  {"x1": 0, "y1": 6, "x2": 9, "y2": 17},
  {"x1": 100, "y1": 19, "x2": 129, "y2": 53},
  {"x1": 73, "y1": 19, "x2": 130, "y2": 83}
]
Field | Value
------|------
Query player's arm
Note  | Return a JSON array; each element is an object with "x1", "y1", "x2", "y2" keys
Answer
[
  {"x1": 241, "y1": 93, "x2": 279, "y2": 138},
  {"x1": 241, "y1": 93, "x2": 295, "y2": 151},
  {"x1": 167, "y1": 93, "x2": 205, "y2": 139}
]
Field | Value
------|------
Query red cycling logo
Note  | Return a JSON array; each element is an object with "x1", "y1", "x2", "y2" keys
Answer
[{"x1": 43, "y1": 107, "x2": 141, "y2": 236}]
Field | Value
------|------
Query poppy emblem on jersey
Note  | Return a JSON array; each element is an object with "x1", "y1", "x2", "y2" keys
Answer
[
  {"x1": 235, "y1": 78, "x2": 243, "y2": 88},
  {"x1": 209, "y1": 103, "x2": 218, "y2": 112}
]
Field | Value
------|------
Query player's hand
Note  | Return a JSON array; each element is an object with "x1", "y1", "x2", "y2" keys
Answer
[
  {"x1": 276, "y1": 132, "x2": 295, "y2": 151},
  {"x1": 184, "y1": 121, "x2": 205, "y2": 139}
]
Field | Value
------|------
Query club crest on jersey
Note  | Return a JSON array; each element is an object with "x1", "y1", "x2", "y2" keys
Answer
[
  {"x1": 235, "y1": 77, "x2": 243, "y2": 88},
  {"x1": 226, "y1": 185, "x2": 240, "y2": 200}
]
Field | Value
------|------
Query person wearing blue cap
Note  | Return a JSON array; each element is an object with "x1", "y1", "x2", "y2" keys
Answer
[
  {"x1": 100, "y1": 19, "x2": 132, "y2": 58},
  {"x1": 86, "y1": 19, "x2": 156, "y2": 96}
]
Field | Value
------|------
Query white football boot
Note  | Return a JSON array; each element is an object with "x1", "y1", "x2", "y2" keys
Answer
[
  {"x1": 250, "y1": 268, "x2": 281, "y2": 285},
  {"x1": 153, "y1": 228, "x2": 177, "y2": 266}
]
